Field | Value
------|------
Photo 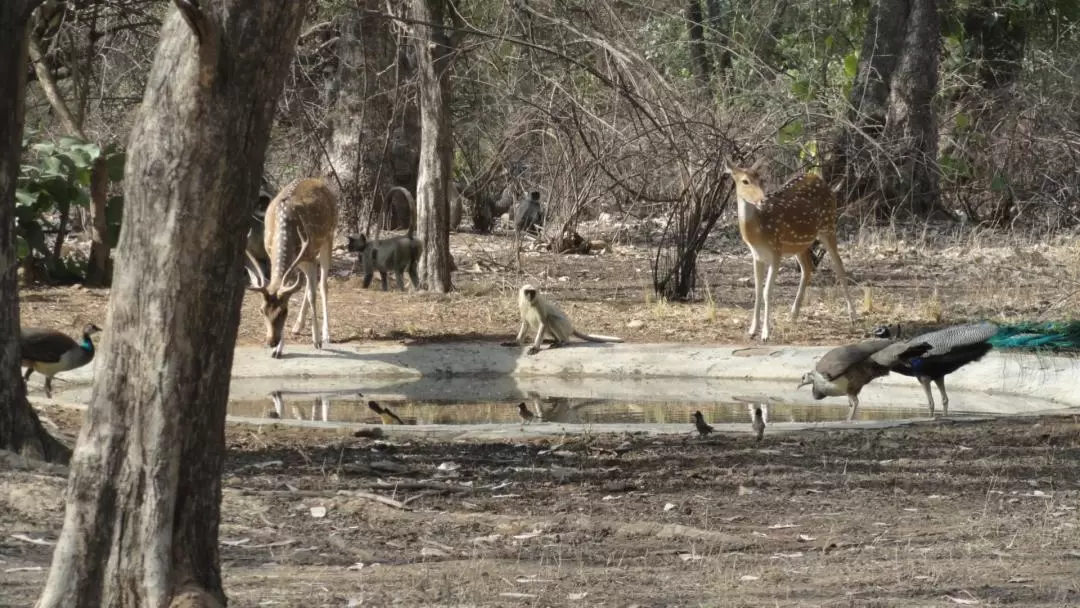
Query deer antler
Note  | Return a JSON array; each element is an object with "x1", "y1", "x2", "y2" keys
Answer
[
  {"x1": 245, "y1": 250, "x2": 268, "y2": 292},
  {"x1": 278, "y1": 223, "x2": 312, "y2": 298}
]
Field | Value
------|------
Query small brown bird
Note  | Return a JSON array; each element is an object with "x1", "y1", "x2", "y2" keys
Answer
[
  {"x1": 749, "y1": 404, "x2": 767, "y2": 441},
  {"x1": 368, "y1": 400, "x2": 404, "y2": 425},
  {"x1": 517, "y1": 402, "x2": 536, "y2": 424},
  {"x1": 692, "y1": 411, "x2": 714, "y2": 436}
]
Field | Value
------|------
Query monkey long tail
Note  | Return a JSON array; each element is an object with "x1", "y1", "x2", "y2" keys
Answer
[{"x1": 572, "y1": 331, "x2": 624, "y2": 343}]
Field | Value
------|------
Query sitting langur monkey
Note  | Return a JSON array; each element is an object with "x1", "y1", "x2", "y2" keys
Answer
[
  {"x1": 346, "y1": 186, "x2": 422, "y2": 291},
  {"x1": 504, "y1": 284, "x2": 624, "y2": 355}
]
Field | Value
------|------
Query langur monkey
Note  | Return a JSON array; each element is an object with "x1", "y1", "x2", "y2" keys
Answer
[
  {"x1": 347, "y1": 186, "x2": 422, "y2": 291},
  {"x1": 504, "y1": 284, "x2": 624, "y2": 355}
]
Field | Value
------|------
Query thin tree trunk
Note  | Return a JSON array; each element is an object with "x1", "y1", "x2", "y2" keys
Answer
[
  {"x1": 37, "y1": 2, "x2": 309, "y2": 606},
  {"x1": 411, "y1": 0, "x2": 454, "y2": 292},
  {"x1": 0, "y1": 0, "x2": 71, "y2": 463},
  {"x1": 686, "y1": 0, "x2": 712, "y2": 91}
]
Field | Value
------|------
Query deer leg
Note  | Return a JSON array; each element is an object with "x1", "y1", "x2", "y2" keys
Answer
[
  {"x1": 748, "y1": 258, "x2": 766, "y2": 338},
  {"x1": 760, "y1": 260, "x2": 779, "y2": 342},
  {"x1": 820, "y1": 232, "x2": 856, "y2": 323},
  {"x1": 291, "y1": 274, "x2": 310, "y2": 336},
  {"x1": 792, "y1": 249, "x2": 815, "y2": 320},
  {"x1": 318, "y1": 246, "x2": 332, "y2": 347},
  {"x1": 305, "y1": 268, "x2": 320, "y2": 349}
]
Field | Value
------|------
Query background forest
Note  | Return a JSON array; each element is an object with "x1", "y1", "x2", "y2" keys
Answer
[{"x1": 14, "y1": 0, "x2": 1080, "y2": 298}]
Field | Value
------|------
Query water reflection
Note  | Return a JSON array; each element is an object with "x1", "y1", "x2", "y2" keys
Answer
[{"x1": 232, "y1": 390, "x2": 937, "y2": 425}]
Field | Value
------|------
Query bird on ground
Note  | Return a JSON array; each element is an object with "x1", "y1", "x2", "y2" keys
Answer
[
  {"x1": 799, "y1": 338, "x2": 934, "y2": 420},
  {"x1": 21, "y1": 323, "x2": 102, "y2": 398},
  {"x1": 873, "y1": 321, "x2": 1080, "y2": 416},
  {"x1": 368, "y1": 401, "x2": 405, "y2": 425},
  {"x1": 692, "y1": 411, "x2": 714, "y2": 436},
  {"x1": 517, "y1": 402, "x2": 536, "y2": 424},
  {"x1": 749, "y1": 404, "x2": 768, "y2": 441}
]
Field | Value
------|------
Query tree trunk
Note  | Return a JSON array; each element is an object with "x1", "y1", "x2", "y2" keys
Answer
[
  {"x1": 84, "y1": 156, "x2": 110, "y2": 285},
  {"x1": 686, "y1": 0, "x2": 712, "y2": 91},
  {"x1": 322, "y1": 0, "x2": 419, "y2": 234},
  {"x1": 824, "y1": 0, "x2": 942, "y2": 218},
  {"x1": 37, "y1": 2, "x2": 309, "y2": 606},
  {"x1": 883, "y1": 0, "x2": 941, "y2": 216},
  {"x1": 411, "y1": 0, "x2": 454, "y2": 292},
  {"x1": 0, "y1": 0, "x2": 71, "y2": 463}
]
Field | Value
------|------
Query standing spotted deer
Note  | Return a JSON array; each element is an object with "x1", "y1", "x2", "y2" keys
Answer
[
  {"x1": 724, "y1": 160, "x2": 855, "y2": 342},
  {"x1": 245, "y1": 177, "x2": 338, "y2": 358}
]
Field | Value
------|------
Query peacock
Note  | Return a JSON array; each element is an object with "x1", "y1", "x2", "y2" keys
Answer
[
  {"x1": 872, "y1": 321, "x2": 1080, "y2": 416},
  {"x1": 21, "y1": 323, "x2": 102, "y2": 399},
  {"x1": 799, "y1": 338, "x2": 934, "y2": 420}
]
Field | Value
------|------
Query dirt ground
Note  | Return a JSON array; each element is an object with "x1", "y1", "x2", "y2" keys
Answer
[
  {"x1": 2, "y1": 406, "x2": 1080, "y2": 607},
  {"x1": 6, "y1": 223, "x2": 1080, "y2": 606},
  {"x1": 17, "y1": 223, "x2": 1080, "y2": 348}
]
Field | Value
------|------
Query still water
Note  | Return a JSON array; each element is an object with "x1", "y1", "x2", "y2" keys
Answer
[{"x1": 227, "y1": 391, "x2": 939, "y2": 425}]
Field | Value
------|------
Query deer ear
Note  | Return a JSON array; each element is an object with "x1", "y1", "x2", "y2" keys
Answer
[
  {"x1": 749, "y1": 157, "x2": 767, "y2": 172},
  {"x1": 722, "y1": 160, "x2": 735, "y2": 175}
]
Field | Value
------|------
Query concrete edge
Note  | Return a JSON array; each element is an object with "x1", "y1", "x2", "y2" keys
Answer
[{"x1": 46, "y1": 340, "x2": 1080, "y2": 411}]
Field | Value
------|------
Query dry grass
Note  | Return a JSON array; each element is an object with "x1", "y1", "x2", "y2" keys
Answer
[{"x1": 17, "y1": 225, "x2": 1080, "y2": 349}]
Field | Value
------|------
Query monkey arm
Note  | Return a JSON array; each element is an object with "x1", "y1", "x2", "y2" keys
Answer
[
  {"x1": 502, "y1": 319, "x2": 528, "y2": 347},
  {"x1": 527, "y1": 321, "x2": 547, "y2": 355}
]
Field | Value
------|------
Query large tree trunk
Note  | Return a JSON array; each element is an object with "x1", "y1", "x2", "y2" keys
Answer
[
  {"x1": 322, "y1": 1, "x2": 419, "y2": 234},
  {"x1": 883, "y1": 0, "x2": 941, "y2": 216},
  {"x1": 37, "y1": 2, "x2": 309, "y2": 606},
  {"x1": 411, "y1": 0, "x2": 454, "y2": 292},
  {"x1": 824, "y1": 0, "x2": 942, "y2": 218},
  {"x1": 0, "y1": 0, "x2": 71, "y2": 463}
]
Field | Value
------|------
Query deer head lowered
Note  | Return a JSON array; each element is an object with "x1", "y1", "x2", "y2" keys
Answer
[
  {"x1": 724, "y1": 159, "x2": 856, "y2": 342},
  {"x1": 244, "y1": 177, "x2": 338, "y2": 358}
]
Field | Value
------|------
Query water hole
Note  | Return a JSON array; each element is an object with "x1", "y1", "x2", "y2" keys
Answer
[{"x1": 227, "y1": 391, "x2": 951, "y2": 426}]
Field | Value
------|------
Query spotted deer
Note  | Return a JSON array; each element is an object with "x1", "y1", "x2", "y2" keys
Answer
[
  {"x1": 724, "y1": 160, "x2": 855, "y2": 342},
  {"x1": 245, "y1": 177, "x2": 339, "y2": 358}
]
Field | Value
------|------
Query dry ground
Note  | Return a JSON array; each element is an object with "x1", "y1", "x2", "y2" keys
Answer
[
  {"x1": 18, "y1": 223, "x2": 1080, "y2": 348},
  {"x1": 5, "y1": 224, "x2": 1080, "y2": 606},
  {"x1": 2, "y1": 406, "x2": 1080, "y2": 606}
]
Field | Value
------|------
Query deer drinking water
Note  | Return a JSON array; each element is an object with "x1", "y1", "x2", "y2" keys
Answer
[
  {"x1": 724, "y1": 160, "x2": 855, "y2": 342},
  {"x1": 245, "y1": 177, "x2": 339, "y2": 358}
]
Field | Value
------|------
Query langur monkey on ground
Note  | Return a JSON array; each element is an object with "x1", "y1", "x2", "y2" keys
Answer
[
  {"x1": 347, "y1": 186, "x2": 422, "y2": 291},
  {"x1": 503, "y1": 284, "x2": 624, "y2": 355}
]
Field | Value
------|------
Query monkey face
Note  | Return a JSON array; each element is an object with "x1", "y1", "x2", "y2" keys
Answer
[
  {"x1": 524, "y1": 287, "x2": 537, "y2": 301},
  {"x1": 346, "y1": 234, "x2": 369, "y2": 254}
]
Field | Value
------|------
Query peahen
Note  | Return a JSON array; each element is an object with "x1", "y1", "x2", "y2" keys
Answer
[
  {"x1": 873, "y1": 321, "x2": 1080, "y2": 416},
  {"x1": 799, "y1": 338, "x2": 934, "y2": 420},
  {"x1": 21, "y1": 323, "x2": 101, "y2": 399}
]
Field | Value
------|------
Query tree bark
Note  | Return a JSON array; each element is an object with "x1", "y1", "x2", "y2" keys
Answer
[
  {"x1": 824, "y1": 0, "x2": 942, "y2": 218},
  {"x1": 0, "y1": 0, "x2": 72, "y2": 463},
  {"x1": 883, "y1": 0, "x2": 941, "y2": 216},
  {"x1": 411, "y1": 0, "x2": 454, "y2": 292},
  {"x1": 37, "y1": 2, "x2": 309, "y2": 606},
  {"x1": 321, "y1": 0, "x2": 419, "y2": 234},
  {"x1": 686, "y1": 0, "x2": 712, "y2": 91}
]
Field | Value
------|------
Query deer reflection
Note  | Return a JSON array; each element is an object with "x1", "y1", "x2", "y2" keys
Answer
[
  {"x1": 523, "y1": 392, "x2": 610, "y2": 424},
  {"x1": 268, "y1": 390, "x2": 333, "y2": 421}
]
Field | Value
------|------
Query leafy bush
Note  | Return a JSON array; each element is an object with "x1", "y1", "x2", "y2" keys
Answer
[{"x1": 15, "y1": 134, "x2": 124, "y2": 283}]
